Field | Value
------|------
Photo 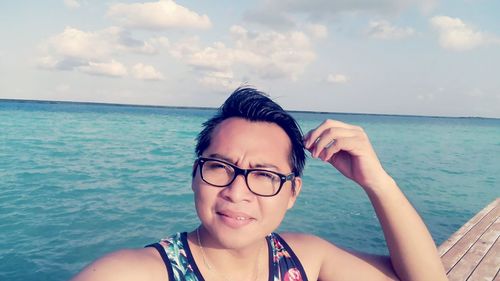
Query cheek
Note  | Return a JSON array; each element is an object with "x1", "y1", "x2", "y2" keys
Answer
[
  {"x1": 192, "y1": 176, "x2": 210, "y2": 200},
  {"x1": 193, "y1": 188, "x2": 211, "y2": 225},
  {"x1": 192, "y1": 180, "x2": 206, "y2": 212},
  {"x1": 192, "y1": 174, "x2": 202, "y2": 192},
  {"x1": 193, "y1": 183, "x2": 207, "y2": 205},
  {"x1": 260, "y1": 196, "x2": 290, "y2": 225},
  {"x1": 193, "y1": 180, "x2": 219, "y2": 216}
]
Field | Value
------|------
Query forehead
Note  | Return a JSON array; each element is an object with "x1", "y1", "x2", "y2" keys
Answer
[{"x1": 206, "y1": 117, "x2": 292, "y2": 168}]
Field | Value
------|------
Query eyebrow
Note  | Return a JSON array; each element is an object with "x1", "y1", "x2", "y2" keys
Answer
[{"x1": 207, "y1": 153, "x2": 280, "y2": 171}]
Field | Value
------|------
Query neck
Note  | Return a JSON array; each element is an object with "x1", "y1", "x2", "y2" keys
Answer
[{"x1": 191, "y1": 227, "x2": 266, "y2": 281}]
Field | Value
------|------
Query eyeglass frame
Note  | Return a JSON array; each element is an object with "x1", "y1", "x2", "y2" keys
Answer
[{"x1": 195, "y1": 157, "x2": 296, "y2": 197}]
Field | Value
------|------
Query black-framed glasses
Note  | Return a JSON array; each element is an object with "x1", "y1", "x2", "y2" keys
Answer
[{"x1": 196, "y1": 157, "x2": 295, "y2": 197}]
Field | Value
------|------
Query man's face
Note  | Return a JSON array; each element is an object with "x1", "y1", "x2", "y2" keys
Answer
[{"x1": 192, "y1": 117, "x2": 301, "y2": 248}]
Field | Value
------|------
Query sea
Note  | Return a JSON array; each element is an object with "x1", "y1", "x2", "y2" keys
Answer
[{"x1": 1, "y1": 100, "x2": 499, "y2": 281}]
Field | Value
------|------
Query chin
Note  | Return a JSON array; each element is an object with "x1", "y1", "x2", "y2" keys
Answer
[
  {"x1": 205, "y1": 222, "x2": 268, "y2": 249},
  {"x1": 217, "y1": 231, "x2": 261, "y2": 249}
]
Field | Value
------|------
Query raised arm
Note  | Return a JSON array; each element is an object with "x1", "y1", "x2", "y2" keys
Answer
[{"x1": 303, "y1": 119, "x2": 447, "y2": 281}]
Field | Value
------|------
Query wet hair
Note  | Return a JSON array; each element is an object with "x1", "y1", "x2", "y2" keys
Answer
[{"x1": 195, "y1": 87, "x2": 306, "y2": 179}]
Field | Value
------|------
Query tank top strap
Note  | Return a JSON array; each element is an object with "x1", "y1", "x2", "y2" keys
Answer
[
  {"x1": 146, "y1": 232, "x2": 308, "y2": 281},
  {"x1": 145, "y1": 232, "x2": 204, "y2": 281},
  {"x1": 268, "y1": 232, "x2": 308, "y2": 281}
]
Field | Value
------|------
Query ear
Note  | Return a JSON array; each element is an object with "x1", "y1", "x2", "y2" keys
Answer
[{"x1": 287, "y1": 177, "x2": 302, "y2": 210}]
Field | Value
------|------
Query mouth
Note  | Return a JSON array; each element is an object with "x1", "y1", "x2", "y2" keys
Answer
[{"x1": 216, "y1": 210, "x2": 255, "y2": 228}]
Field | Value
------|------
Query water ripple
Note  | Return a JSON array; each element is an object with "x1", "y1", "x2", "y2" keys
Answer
[{"x1": 1, "y1": 102, "x2": 499, "y2": 280}]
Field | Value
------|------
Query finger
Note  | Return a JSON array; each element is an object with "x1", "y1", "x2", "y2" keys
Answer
[
  {"x1": 318, "y1": 137, "x2": 359, "y2": 162},
  {"x1": 302, "y1": 129, "x2": 313, "y2": 146},
  {"x1": 304, "y1": 124, "x2": 341, "y2": 149},
  {"x1": 303, "y1": 120, "x2": 335, "y2": 148},
  {"x1": 318, "y1": 134, "x2": 370, "y2": 161},
  {"x1": 304, "y1": 120, "x2": 361, "y2": 148},
  {"x1": 314, "y1": 119, "x2": 361, "y2": 133},
  {"x1": 318, "y1": 139, "x2": 342, "y2": 161},
  {"x1": 308, "y1": 127, "x2": 359, "y2": 157}
]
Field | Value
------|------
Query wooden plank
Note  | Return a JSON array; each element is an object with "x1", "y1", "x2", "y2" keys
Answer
[
  {"x1": 467, "y1": 231, "x2": 499, "y2": 281},
  {"x1": 441, "y1": 200, "x2": 500, "y2": 273},
  {"x1": 446, "y1": 217, "x2": 499, "y2": 280},
  {"x1": 439, "y1": 199, "x2": 499, "y2": 256}
]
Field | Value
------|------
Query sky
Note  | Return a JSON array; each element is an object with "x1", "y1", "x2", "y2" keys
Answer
[{"x1": 1, "y1": 0, "x2": 499, "y2": 118}]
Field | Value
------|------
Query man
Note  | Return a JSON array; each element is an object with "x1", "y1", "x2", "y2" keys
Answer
[{"x1": 72, "y1": 87, "x2": 448, "y2": 281}]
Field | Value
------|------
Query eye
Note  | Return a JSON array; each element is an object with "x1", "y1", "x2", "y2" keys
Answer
[
  {"x1": 253, "y1": 171, "x2": 279, "y2": 181},
  {"x1": 205, "y1": 161, "x2": 229, "y2": 170}
]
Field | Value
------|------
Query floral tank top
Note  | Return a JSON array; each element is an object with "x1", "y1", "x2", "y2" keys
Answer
[{"x1": 146, "y1": 232, "x2": 308, "y2": 281}]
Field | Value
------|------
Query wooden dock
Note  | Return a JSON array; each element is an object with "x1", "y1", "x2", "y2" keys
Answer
[{"x1": 438, "y1": 198, "x2": 499, "y2": 281}]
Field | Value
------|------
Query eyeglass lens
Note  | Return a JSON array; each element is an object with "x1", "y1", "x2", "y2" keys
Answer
[{"x1": 200, "y1": 159, "x2": 282, "y2": 196}]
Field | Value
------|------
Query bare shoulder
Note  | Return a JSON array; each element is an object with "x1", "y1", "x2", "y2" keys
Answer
[
  {"x1": 279, "y1": 232, "x2": 339, "y2": 256},
  {"x1": 278, "y1": 232, "x2": 334, "y2": 280},
  {"x1": 279, "y1": 232, "x2": 398, "y2": 281},
  {"x1": 278, "y1": 232, "x2": 342, "y2": 264},
  {"x1": 70, "y1": 247, "x2": 167, "y2": 281}
]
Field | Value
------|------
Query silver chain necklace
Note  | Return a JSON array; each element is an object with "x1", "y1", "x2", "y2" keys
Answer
[{"x1": 196, "y1": 227, "x2": 262, "y2": 281}]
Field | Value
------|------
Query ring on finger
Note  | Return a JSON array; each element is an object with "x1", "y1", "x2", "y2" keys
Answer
[{"x1": 325, "y1": 139, "x2": 336, "y2": 148}]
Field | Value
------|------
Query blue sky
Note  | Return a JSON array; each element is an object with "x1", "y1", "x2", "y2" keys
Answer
[{"x1": 1, "y1": 0, "x2": 499, "y2": 117}]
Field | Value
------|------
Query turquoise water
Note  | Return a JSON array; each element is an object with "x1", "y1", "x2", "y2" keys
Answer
[{"x1": 1, "y1": 100, "x2": 499, "y2": 281}]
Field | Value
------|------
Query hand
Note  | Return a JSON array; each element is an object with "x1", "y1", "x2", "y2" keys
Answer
[{"x1": 303, "y1": 119, "x2": 392, "y2": 191}]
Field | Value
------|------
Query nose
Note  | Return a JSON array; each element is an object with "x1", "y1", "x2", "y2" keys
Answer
[{"x1": 220, "y1": 173, "x2": 254, "y2": 202}]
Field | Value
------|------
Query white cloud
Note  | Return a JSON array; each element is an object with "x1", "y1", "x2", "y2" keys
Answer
[
  {"x1": 42, "y1": 26, "x2": 159, "y2": 62},
  {"x1": 170, "y1": 25, "x2": 317, "y2": 84},
  {"x1": 430, "y1": 15, "x2": 500, "y2": 51},
  {"x1": 367, "y1": 20, "x2": 415, "y2": 40},
  {"x1": 147, "y1": 36, "x2": 170, "y2": 49},
  {"x1": 132, "y1": 63, "x2": 164, "y2": 80},
  {"x1": 38, "y1": 26, "x2": 169, "y2": 78},
  {"x1": 77, "y1": 60, "x2": 128, "y2": 77},
  {"x1": 180, "y1": 41, "x2": 234, "y2": 71},
  {"x1": 169, "y1": 36, "x2": 202, "y2": 60},
  {"x1": 46, "y1": 27, "x2": 117, "y2": 60},
  {"x1": 304, "y1": 23, "x2": 328, "y2": 39},
  {"x1": 246, "y1": 0, "x2": 438, "y2": 28},
  {"x1": 37, "y1": 56, "x2": 60, "y2": 69},
  {"x1": 243, "y1": 9, "x2": 296, "y2": 30},
  {"x1": 167, "y1": 25, "x2": 318, "y2": 91},
  {"x1": 327, "y1": 74, "x2": 349, "y2": 84},
  {"x1": 63, "y1": 0, "x2": 80, "y2": 9},
  {"x1": 420, "y1": 0, "x2": 438, "y2": 15},
  {"x1": 198, "y1": 71, "x2": 240, "y2": 91},
  {"x1": 107, "y1": 0, "x2": 211, "y2": 30}
]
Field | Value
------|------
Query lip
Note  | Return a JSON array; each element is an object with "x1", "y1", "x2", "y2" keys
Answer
[{"x1": 216, "y1": 209, "x2": 255, "y2": 228}]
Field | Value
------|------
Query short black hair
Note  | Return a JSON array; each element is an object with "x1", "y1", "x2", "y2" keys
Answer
[{"x1": 195, "y1": 87, "x2": 305, "y2": 177}]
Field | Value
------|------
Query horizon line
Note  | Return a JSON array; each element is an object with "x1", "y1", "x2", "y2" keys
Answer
[{"x1": 1, "y1": 98, "x2": 498, "y2": 120}]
